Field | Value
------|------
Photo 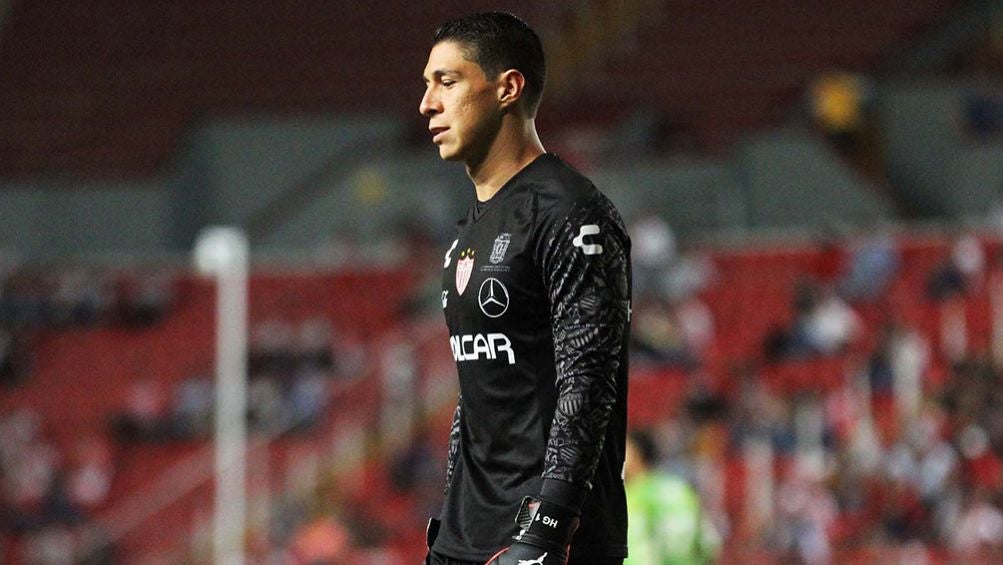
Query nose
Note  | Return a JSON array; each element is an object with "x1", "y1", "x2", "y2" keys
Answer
[{"x1": 420, "y1": 86, "x2": 440, "y2": 117}]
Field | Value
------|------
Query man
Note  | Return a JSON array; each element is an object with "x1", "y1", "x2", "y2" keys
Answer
[
  {"x1": 419, "y1": 12, "x2": 632, "y2": 565},
  {"x1": 623, "y1": 430, "x2": 720, "y2": 565}
]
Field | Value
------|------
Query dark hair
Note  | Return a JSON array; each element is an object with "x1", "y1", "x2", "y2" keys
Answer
[
  {"x1": 433, "y1": 12, "x2": 546, "y2": 116},
  {"x1": 628, "y1": 430, "x2": 659, "y2": 467}
]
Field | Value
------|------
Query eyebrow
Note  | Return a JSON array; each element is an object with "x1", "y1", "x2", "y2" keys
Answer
[{"x1": 423, "y1": 69, "x2": 461, "y2": 83}]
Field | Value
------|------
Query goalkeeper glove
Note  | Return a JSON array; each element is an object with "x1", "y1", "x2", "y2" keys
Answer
[{"x1": 484, "y1": 497, "x2": 580, "y2": 565}]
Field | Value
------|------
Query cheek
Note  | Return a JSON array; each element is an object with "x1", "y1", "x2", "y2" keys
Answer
[{"x1": 455, "y1": 93, "x2": 497, "y2": 136}]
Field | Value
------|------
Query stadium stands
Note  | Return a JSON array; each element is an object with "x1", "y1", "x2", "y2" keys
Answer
[
  {"x1": 0, "y1": 1, "x2": 957, "y2": 176},
  {"x1": 2, "y1": 227, "x2": 1002, "y2": 561},
  {"x1": 3, "y1": 0, "x2": 1002, "y2": 562}
]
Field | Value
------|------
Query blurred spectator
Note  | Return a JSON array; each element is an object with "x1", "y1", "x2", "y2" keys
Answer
[
  {"x1": 630, "y1": 219, "x2": 716, "y2": 368},
  {"x1": 927, "y1": 234, "x2": 986, "y2": 301},
  {"x1": 288, "y1": 515, "x2": 353, "y2": 564},
  {"x1": 20, "y1": 526, "x2": 76, "y2": 565},
  {"x1": 663, "y1": 248, "x2": 715, "y2": 303},
  {"x1": 888, "y1": 319, "x2": 931, "y2": 426},
  {"x1": 802, "y1": 285, "x2": 861, "y2": 355},
  {"x1": 296, "y1": 317, "x2": 335, "y2": 372},
  {"x1": 958, "y1": 424, "x2": 1002, "y2": 493},
  {"x1": 910, "y1": 411, "x2": 959, "y2": 525},
  {"x1": 112, "y1": 378, "x2": 170, "y2": 442},
  {"x1": 839, "y1": 227, "x2": 900, "y2": 302},
  {"x1": 250, "y1": 318, "x2": 297, "y2": 376},
  {"x1": 765, "y1": 281, "x2": 861, "y2": 361},
  {"x1": 631, "y1": 297, "x2": 699, "y2": 369},
  {"x1": 49, "y1": 268, "x2": 112, "y2": 327},
  {"x1": 773, "y1": 459, "x2": 838, "y2": 565},
  {"x1": 288, "y1": 371, "x2": 330, "y2": 432},
  {"x1": 248, "y1": 377, "x2": 287, "y2": 434},
  {"x1": 630, "y1": 214, "x2": 677, "y2": 298},
  {"x1": 624, "y1": 429, "x2": 721, "y2": 564},
  {"x1": 172, "y1": 375, "x2": 214, "y2": 438},
  {"x1": 630, "y1": 214, "x2": 716, "y2": 303},
  {"x1": 2, "y1": 411, "x2": 61, "y2": 527},
  {"x1": 866, "y1": 318, "x2": 931, "y2": 427},
  {"x1": 115, "y1": 270, "x2": 174, "y2": 327},
  {"x1": 951, "y1": 488, "x2": 1003, "y2": 558},
  {"x1": 0, "y1": 329, "x2": 29, "y2": 387},
  {"x1": 675, "y1": 296, "x2": 715, "y2": 361},
  {"x1": 65, "y1": 436, "x2": 114, "y2": 513}
]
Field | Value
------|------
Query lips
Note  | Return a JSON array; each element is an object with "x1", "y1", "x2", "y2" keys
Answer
[{"x1": 430, "y1": 126, "x2": 448, "y2": 142}]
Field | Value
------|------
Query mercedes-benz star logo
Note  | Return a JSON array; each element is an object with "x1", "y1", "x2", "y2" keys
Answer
[{"x1": 478, "y1": 277, "x2": 509, "y2": 318}]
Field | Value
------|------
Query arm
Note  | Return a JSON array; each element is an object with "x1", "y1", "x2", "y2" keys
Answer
[
  {"x1": 426, "y1": 395, "x2": 462, "y2": 564},
  {"x1": 488, "y1": 194, "x2": 630, "y2": 565},
  {"x1": 443, "y1": 394, "x2": 462, "y2": 494},
  {"x1": 538, "y1": 194, "x2": 631, "y2": 509}
]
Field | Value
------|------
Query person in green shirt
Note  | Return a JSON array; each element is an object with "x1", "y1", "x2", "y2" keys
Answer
[{"x1": 625, "y1": 430, "x2": 721, "y2": 564}]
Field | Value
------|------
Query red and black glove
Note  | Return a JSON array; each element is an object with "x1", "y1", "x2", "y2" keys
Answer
[{"x1": 484, "y1": 497, "x2": 580, "y2": 565}]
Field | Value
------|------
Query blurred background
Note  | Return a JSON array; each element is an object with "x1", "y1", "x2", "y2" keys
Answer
[{"x1": 0, "y1": 0, "x2": 1002, "y2": 563}]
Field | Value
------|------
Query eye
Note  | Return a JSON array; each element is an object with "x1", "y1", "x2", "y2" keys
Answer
[{"x1": 442, "y1": 79, "x2": 456, "y2": 88}]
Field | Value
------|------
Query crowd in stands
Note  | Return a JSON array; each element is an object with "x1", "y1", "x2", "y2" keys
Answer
[
  {"x1": 0, "y1": 409, "x2": 115, "y2": 564},
  {"x1": 621, "y1": 218, "x2": 1003, "y2": 562},
  {"x1": 0, "y1": 266, "x2": 174, "y2": 332},
  {"x1": 112, "y1": 315, "x2": 356, "y2": 443},
  {"x1": 0, "y1": 264, "x2": 176, "y2": 562},
  {"x1": 6, "y1": 220, "x2": 1003, "y2": 562},
  {"x1": 630, "y1": 214, "x2": 716, "y2": 369},
  {"x1": 0, "y1": 265, "x2": 175, "y2": 389},
  {"x1": 258, "y1": 216, "x2": 1003, "y2": 563}
]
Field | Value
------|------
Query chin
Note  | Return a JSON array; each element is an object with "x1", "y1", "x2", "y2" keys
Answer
[{"x1": 438, "y1": 145, "x2": 463, "y2": 161}]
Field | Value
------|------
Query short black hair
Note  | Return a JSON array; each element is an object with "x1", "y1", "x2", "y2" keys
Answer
[{"x1": 433, "y1": 12, "x2": 546, "y2": 116}]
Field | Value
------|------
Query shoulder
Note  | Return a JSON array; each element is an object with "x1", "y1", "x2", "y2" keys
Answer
[
  {"x1": 523, "y1": 154, "x2": 624, "y2": 231},
  {"x1": 524, "y1": 154, "x2": 597, "y2": 212}
]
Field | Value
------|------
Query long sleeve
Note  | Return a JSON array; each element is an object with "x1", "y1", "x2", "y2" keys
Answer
[
  {"x1": 537, "y1": 193, "x2": 631, "y2": 508},
  {"x1": 443, "y1": 394, "x2": 462, "y2": 494}
]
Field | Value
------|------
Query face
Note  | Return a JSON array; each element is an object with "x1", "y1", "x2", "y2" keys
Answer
[{"x1": 420, "y1": 41, "x2": 504, "y2": 163}]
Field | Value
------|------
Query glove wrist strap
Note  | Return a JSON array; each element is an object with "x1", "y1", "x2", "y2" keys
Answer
[{"x1": 513, "y1": 497, "x2": 580, "y2": 551}]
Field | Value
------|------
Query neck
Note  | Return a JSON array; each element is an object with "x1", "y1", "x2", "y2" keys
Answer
[{"x1": 466, "y1": 117, "x2": 545, "y2": 202}]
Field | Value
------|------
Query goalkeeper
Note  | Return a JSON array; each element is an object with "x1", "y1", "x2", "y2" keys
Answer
[{"x1": 419, "y1": 11, "x2": 632, "y2": 565}]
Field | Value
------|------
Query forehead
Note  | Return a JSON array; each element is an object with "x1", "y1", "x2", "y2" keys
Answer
[{"x1": 423, "y1": 40, "x2": 484, "y2": 78}]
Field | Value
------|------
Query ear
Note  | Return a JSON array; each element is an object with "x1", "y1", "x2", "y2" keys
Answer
[{"x1": 497, "y1": 69, "x2": 526, "y2": 111}]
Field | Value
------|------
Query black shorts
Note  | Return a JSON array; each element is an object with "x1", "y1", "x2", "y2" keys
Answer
[
  {"x1": 428, "y1": 549, "x2": 624, "y2": 565},
  {"x1": 428, "y1": 551, "x2": 480, "y2": 565}
]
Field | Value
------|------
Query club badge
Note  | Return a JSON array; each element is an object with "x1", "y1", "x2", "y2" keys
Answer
[
  {"x1": 455, "y1": 248, "x2": 474, "y2": 295},
  {"x1": 489, "y1": 233, "x2": 511, "y2": 264}
]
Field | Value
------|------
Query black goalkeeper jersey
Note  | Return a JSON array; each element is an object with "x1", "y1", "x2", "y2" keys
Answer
[{"x1": 433, "y1": 153, "x2": 631, "y2": 561}]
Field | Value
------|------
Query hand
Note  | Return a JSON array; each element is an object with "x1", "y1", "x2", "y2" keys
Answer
[
  {"x1": 484, "y1": 498, "x2": 579, "y2": 565},
  {"x1": 484, "y1": 541, "x2": 568, "y2": 565}
]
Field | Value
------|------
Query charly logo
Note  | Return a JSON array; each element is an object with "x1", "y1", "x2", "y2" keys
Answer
[
  {"x1": 489, "y1": 233, "x2": 511, "y2": 264},
  {"x1": 455, "y1": 249, "x2": 474, "y2": 295},
  {"x1": 572, "y1": 224, "x2": 603, "y2": 255},
  {"x1": 477, "y1": 277, "x2": 509, "y2": 318}
]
